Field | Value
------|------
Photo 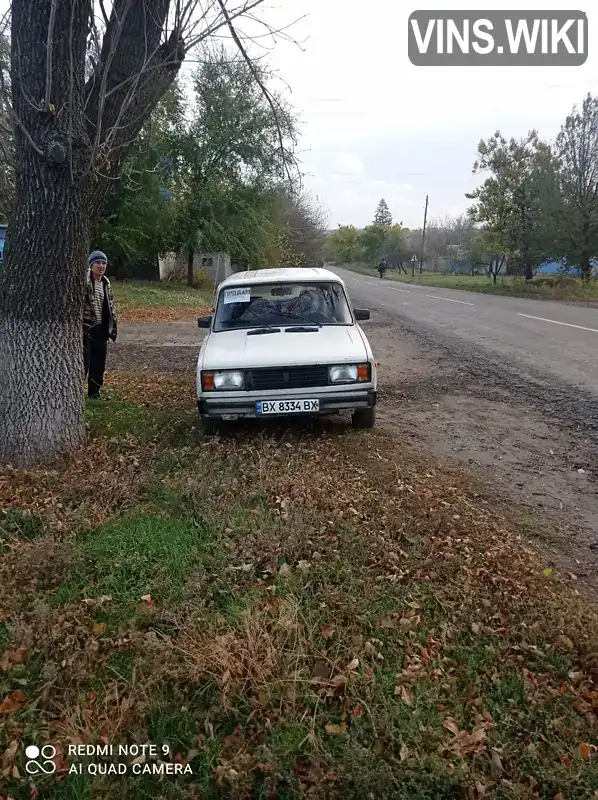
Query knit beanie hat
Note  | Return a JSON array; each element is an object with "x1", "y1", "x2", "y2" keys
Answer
[{"x1": 89, "y1": 250, "x2": 107, "y2": 267}]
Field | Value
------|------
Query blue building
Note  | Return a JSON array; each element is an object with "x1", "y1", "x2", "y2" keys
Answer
[{"x1": 537, "y1": 257, "x2": 598, "y2": 277}]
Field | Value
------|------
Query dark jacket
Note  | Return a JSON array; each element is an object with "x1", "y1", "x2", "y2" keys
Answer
[{"x1": 83, "y1": 271, "x2": 117, "y2": 340}]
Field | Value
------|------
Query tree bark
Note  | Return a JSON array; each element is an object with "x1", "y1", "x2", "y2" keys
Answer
[
  {"x1": 187, "y1": 247, "x2": 195, "y2": 287},
  {"x1": 1, "y1": 0, "x2": 183, "y2": 466},
  {"x1": 0, "y1": 0, "x2": 94, "y2": 465}
]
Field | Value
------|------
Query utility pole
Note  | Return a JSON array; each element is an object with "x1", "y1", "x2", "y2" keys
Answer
[{"x1": 419, "y1": 194, "x2": 429, "y2": 274}]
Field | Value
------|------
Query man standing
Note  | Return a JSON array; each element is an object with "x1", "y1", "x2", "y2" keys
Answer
[{"x1": 83, "y1": 250, "x2": 117, "y2": 399}]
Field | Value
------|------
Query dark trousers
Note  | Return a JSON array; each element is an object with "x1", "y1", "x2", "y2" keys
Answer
[{"x1": 84, "y1": 325, "x2": 108, "y2": 397}]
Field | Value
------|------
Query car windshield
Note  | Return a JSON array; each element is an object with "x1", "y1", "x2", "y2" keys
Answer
[{"x1": 213, "y1": 281, "x2": 354, "y2": 331}]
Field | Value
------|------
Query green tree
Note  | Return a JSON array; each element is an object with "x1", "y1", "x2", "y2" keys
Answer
[
  {"x1": 169, "y1": 46, "x2": 298, "y2": 284},
  {"x1": 466, "y1": 131, "x2": 558, "y2": 277},
  {"x1": 359, "y1": 224, "x2": 386, "y2": 263},
  {"x1": 92, "y1": 84, "x2": 186, "y2": 279},
  {"x1": 555, "y1": 93, "x2": 598, "y2": 280},
  {"x1": 324, "y1": 225, "x2": 361, "y2": 263},
  {"x1": 383, "y1": 223, "x2": 410, "y2": 267},
  {"x1": 373, "y1": 198, "x2": 392, "y2": 227}
]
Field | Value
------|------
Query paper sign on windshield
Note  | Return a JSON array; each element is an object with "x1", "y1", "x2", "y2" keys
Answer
[{"x1": 223, "y1": 287, "x2": 250, "y2": 304}]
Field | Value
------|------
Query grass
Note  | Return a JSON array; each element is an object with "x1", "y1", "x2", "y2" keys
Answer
[
  {"x1": 1, "y1": 374, "x2": 598, "y2": 797},
  {"x1": 344, "y1": 263, "x2": 598, "y2": 302},
  {"x1": 111, "y1": 278, "x2": 212, "y2": 323}
]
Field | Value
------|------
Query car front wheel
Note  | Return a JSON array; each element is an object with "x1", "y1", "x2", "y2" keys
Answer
[{"x1": 352, "y1": 407, "x2": 376, "y2": 430}]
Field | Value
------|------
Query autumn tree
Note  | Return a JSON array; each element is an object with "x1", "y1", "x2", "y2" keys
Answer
[
  {"x1": 373, "y1": 198, "x2": 392, "y2": 227},
  {"x1": 265, "y1": 190, "x2": 327, "y2": 268},
  {"x1": 0, "y1": 0, "x2": 288, "y2": 466},
  {"x1": 555, "y1": 93, "x2": 598, "y2": 281}
]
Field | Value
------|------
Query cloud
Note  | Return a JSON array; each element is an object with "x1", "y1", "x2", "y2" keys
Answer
[{"x1": 331, "y1": 153, "x2": 365, "y2": 176}]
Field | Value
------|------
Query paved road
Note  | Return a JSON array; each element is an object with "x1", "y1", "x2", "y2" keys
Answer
[{"x1": 335, "y1": 267, "x2": 598, "y2": 395}]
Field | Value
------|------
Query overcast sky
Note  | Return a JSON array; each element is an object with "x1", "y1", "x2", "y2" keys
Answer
[
  {"x1": 3, "y1": 1, "x2": 597, "y2": 230},
  {"x1": 247, "y1": 0, "x2": 598, "y2": 229}
]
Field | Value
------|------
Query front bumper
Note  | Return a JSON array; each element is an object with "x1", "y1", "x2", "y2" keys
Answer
[{"x1": 198, "y1": 389, "x2": 377, "y2": 419}]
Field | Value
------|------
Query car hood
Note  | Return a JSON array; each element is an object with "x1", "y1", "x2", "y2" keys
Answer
[{"x1": 201, "y1": 326, "x2": 368, "y2": 369}]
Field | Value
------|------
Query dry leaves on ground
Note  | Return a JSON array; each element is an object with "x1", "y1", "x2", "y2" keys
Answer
[{"x1": 118, "y1": 304, "x2": 211, "y2": 324}]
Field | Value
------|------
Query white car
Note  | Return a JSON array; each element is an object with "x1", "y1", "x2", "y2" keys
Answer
[{"x1": 196, "y1": 268, "x2": 377, "y2": 434}]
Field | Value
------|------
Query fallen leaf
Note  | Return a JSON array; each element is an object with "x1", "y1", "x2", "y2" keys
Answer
[
  {"x1": 92, "y1": 622, "x2": 107, "y2": 636},
  {"x1": 324, "y1": 723, "x2": 347, "y2": 737},
  {"x1": 490, "y1": 750, "x2": 503, "y2": 777},
  {"x1": 580, "y1": 742, "x2": 591, "y2": 761},
  {"x1": 351, "y1": 704, "x2": 364, "y2": 719},
  {"x1": 471, "y1": 622, "x2": 480, "y2": 635},
  {"x1": 140, "y1": 594, "x2": 155, "y2": 606},
  {"x1": 346, "y1": 658, "x2": 359, "y2": 672},
  {"x1": 399, "y1": 744, "x2": 409, "y2": 762},
  {"x1": 372, "y1": 737, "x2": 386, "y2": 756},
  {"x1": 296, "y1": 560, "x2": 310, "y2": 574},
  {"x1": 543, "y1": 568, "x2": 553, "y2": 577},
  {"x1": 556, "y1": 634, "x2": 574, "y2": 650},
  {"x1": 444, "y1": 717, "x2": 460, "y2": 736},
  {"x1": 399, "y1": 685, "x2": 413, "y2": 706},
  {"x1": 0, "y1": 690, "x2": 26, "y2": 715},
  {"x1": 320, "y1": 624, "x2": 334, "y2": 640},
  {"x1": 278, "y1": 563, "x2": 292, "y2": 577},
  {"x1": 330, "y1": 674, "x2": 348, "y2": 690}
]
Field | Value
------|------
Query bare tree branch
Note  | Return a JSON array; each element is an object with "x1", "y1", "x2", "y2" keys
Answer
[{"x1": 215, "y1": 0, "x2": 296, "y2": 186}]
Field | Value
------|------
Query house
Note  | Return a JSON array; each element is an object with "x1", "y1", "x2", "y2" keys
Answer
[
  {"x1": 536, "y1": 258, "x2": 598, "y2": 277},
  {"x1": 158, "y1": 251, "x2": 234, "y2": 286}
]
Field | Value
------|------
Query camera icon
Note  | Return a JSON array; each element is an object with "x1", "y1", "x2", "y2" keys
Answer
[{"x1": 25, "y1": 745, "x2": 57, "y2": 775}]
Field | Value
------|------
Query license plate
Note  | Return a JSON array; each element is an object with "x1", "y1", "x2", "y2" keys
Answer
[{"x1": 256, "y1": 399, "x2": 319, "y2": 415}]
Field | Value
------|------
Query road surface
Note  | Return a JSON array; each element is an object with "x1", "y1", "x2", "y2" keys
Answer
[
  {"x1": 336, "y1": 267, "x2": 598, "y2": 395},
  {"x1": 331, "y1": 266, "x2": 598, "y2": 591}
]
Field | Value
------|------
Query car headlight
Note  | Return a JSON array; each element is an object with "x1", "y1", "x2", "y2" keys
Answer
[
  {"x1": 201, "y1": 370, "x2": 245, "y2": 391},
  {"x1": 328, "y1": 363, "x2": 370, "y2": 384}
]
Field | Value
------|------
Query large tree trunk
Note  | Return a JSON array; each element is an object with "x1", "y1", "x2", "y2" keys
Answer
[
  {"x1": 0, "y1": 0, "x2": 183, "y2": 466},
  {"x1": 0, "y1": 0, "x2": 94, "y2": 466}
]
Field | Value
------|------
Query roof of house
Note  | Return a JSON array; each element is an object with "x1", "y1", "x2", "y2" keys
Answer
[{"x1": 219, "y1": 267, "x2": 342, "y2": 287}]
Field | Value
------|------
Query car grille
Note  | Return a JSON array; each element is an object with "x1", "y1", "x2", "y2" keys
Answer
[{"x1": 245, "y1": 365, "x2": 329, "y2": 391}]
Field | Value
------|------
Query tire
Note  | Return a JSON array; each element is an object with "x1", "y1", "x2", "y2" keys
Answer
[
  {"x1": 352, "y1": 407, "x2": 376, "y2": 430},
  {"x1": 201, "y1": 415, "x2": 222, "y2": 436}
]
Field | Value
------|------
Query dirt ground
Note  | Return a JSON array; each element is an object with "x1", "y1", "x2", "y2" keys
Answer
[{"x1": 111, "y1": 316, "x2": 598, "y2": 594}]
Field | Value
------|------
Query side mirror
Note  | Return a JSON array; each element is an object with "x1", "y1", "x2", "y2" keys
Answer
[
  {"x1": 354, "y1": 308, "x2": 370, "y2": 321},
  {"x1": 197, "y1": 316, "x2": 212, "y2": 329}
]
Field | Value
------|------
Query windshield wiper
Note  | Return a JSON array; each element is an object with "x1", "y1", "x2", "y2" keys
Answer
[
  {"x1": 284, "y1": 325, "x2": 321, "y2": 332},
  {"x1": 246, "y1": 326, "x2": 282, "y2": 336}
]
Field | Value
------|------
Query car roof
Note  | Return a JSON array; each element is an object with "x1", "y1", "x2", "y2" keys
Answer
[{"x1": 218, "y1": 267, "x2": 344, "y2": 288}]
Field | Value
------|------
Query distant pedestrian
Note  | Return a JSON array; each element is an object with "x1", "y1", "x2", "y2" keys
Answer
[
  {"x1": 525, "y1": 267, "x2": 533, "y2": 281},
  {"x1": 83, "y1": 250, "x2": 117, "y2": 399}
]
